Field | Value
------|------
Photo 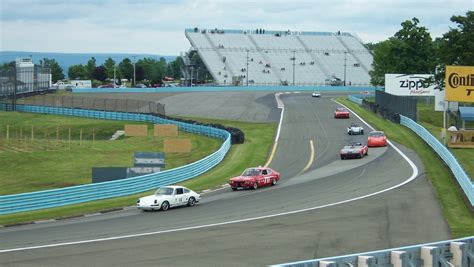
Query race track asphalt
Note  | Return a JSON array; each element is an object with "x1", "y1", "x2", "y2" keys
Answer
[{"x1": 0, "y1": 92, "x2": 449, "y2": 267}]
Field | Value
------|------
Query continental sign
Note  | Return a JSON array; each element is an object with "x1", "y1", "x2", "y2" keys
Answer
[{"x1": 445, "y1": 65, "x2": 474, "y2": 102}]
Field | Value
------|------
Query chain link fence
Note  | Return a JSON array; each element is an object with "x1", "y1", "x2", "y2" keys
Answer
[
  {"x1": 361, "y1": 90, "x2": 417, "y2": 121},
  {"x1": 1, "y1": 61, "x2": 52, "y2": 111},
  {"x1": 16, "y1": 95, "x2": 166, "y2": 115}
]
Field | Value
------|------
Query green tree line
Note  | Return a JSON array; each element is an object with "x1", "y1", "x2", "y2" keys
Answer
[
  {"x1": 368, "y1": 11, "x2": 473, "y2": 89},
  {"x1": 67, "y1": 56, "x2": 185, "y2": 86}
]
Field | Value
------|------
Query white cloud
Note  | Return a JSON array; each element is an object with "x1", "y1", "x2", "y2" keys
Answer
[{"x1": 0, "y1": 0, "x2": 471, "y2": 54}]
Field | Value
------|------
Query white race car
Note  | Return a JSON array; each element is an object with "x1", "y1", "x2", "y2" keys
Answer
[
  {"x1": 347, "y1": 123, "x2": 364, "y2": 135},
  {"x1": 312, "y1": 91, "x2": 321, "y2": 97},
  {"x1": 137, "y1": 186, "x2": 200, "y2": 211}
]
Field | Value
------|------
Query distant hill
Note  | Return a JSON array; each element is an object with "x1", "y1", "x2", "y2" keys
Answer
[{"x1": 0, "y1": 51, "x2": 177, "y2": 76}]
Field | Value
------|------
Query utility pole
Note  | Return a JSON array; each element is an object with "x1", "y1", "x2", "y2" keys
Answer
[
  {"x1": 12, "y1": 64, "x2": 17, "y2": 111},
  {"x1": 292, "y1": 50, "x2": 296, "y2": 86},
  {"x1": 343, "y1": 51, "x2": 347, "y2": 86},
  {"x1": 132, "y1": 55, "x2": 137, "y2": 87},
  {"x1": 246, "y1": 49, "x2": 249, "y2": 86}
]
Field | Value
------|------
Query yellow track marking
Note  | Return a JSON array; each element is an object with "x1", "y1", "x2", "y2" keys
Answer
[
  {"x1": 264, "y1": 141, "x2": 278, "y2": 167},
  {"x1": 299, "y1": 140, "x2": 315, "y2": 175}
]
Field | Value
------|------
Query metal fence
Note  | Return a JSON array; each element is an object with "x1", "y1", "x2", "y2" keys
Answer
[
  {"x1": 374, "y1": 90, "x2": 417, "y2": 121},
  {"x1": 0, "y1": 64, "x2": 51, "y2": 97},
  {"x1": 0, "y1": 104, "x2": 231, "y2": 215},
  {"x1": 273, "y1": 236, "x2": 474, "y2": 267},
  {"x1": 16, "y1": 95, "x2": 166, "y2": 115}
]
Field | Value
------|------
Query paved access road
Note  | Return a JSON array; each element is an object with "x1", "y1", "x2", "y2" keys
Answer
[{"x1": 0, "y1": 93, "x2": 449, "y2": 267}]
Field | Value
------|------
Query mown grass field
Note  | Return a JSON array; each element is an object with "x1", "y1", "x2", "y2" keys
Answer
[
  {"x1": 0, "y1": 113, "x2": 276, "y2": 225},
  {"x1": 0, "y1": 111, "x2": 221, "y2": 195},
  {"x1": 339, "y1": 98, "x2": 474, "y2": 238}
]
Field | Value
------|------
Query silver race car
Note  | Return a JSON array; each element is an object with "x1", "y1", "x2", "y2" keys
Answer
[{"x1": 347, "y1": 122, "x2": 364, "y2": 135}]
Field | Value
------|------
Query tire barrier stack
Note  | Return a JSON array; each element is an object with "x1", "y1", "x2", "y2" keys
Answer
[
  {"x1": 157, "y1": 115, "x2": 245, "y2": 144},
  {"x1": 273, "y1": 236, "x2": 474, "y2": 267},
  {"x1": 0, "y1": 104, "x2": 233, "y2": 215}
]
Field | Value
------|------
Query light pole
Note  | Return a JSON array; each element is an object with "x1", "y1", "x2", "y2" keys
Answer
[
  {"x1": 343, "y1": 51, "x2": 347, "y2": 86},
  {"x1": 196, "y1": 67, "x2": 200, "y2": 83},
  {"x1": 113, "y1": 65, "x2": 116, "y2": 88},
  {"x1": 246, "y1": 49, "x2": 249, "y2": 86},
  {"x1": 190, "y1": 65, "x2": 193, "y2": 87},
  {"x1": 292, "y1": 50, "x2": 296, "y2": 86},
  {"x1": 132, "y1": 55, "x2": 137, "y2": 87}
]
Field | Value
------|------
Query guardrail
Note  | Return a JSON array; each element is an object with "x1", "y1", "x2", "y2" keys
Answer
[
  {"x1": 400, "y1": 115, "x2": 474, "y2": 206},
  {"x1": 347, "y1": 94, "x2": 364, "y2": 105},
  {"x1": 273, "y1": 236, "x2": 474, "y2": 266},
  {"x1": 0, "y1": 104, "x2": 231, "y2": 215},
  {"x1": 347, "y1": 95, "x2": 474, "y2": 206},
  {"x1": 72, "y1": 85, "x2": 377, "y2": 93}
]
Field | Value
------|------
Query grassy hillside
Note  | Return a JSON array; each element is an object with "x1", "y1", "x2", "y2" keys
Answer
[{"x1": 0, "y1": 111, "x2": 221, "y2": 195}]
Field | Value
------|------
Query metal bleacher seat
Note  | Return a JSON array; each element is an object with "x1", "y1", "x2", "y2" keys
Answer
[{"x1": 185, "y1": 29, "x2": 373, "y2": 86}]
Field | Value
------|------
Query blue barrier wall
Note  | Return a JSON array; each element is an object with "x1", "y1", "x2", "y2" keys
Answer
[
  {"x1": 400, "y1": 115, "x2": 474, "y2": 206},
  {"x1": 0, "y1": 105, "x2": 231, "y2": 215},
  {"x1": 72, "y1": 85, "x2": 377, "y2": 94},
  {"x1": 273, "y1": 236, "x2": 474, "y2": 266},
  {"x1": 347, "y1": 95, "x2": 474, "y2": 206}
]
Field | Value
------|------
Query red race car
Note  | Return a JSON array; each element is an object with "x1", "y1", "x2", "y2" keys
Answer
[
  {"x1": 334, "y1": 107, "x2": 350, "y2": 118},
  {"x1": 340, "y1": 142, "x2": 368, "y2": 159},
  {"x1": 229, "y1": 167, "x2": 280, "y2": 190},
  {"x1": 367, "y1": 131, "x2": 388, "y2": 147}
]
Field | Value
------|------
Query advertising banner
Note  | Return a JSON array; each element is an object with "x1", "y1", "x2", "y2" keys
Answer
[
  {"x1": 445, "y1": 65, "x2": 474, "y2": 103},
  {"x1": 385, "y1": 74, "x2": 436, "y2": 96}
]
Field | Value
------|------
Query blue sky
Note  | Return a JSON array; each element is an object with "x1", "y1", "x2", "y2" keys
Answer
[{"x1": 0, "y1": 0, "x2": 472, "y2": 55}]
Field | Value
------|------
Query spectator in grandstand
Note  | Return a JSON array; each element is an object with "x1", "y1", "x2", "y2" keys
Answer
[{"x1": 194, "y1": 27, "x2": 198, "y2": 32}]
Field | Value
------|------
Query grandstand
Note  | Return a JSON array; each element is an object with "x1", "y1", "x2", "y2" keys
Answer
[{"x1": 185, "y1": 28, "x2": 373, "y2": 86}]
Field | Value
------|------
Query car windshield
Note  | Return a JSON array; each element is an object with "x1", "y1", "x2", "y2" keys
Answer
[
  {"x1": 155, "y1": 187, "x2": 174, "y2": 195},
  {"x1": 349, "y1": 142, "x2": 362, "y2": 147},
  {"x1": 350, "y1": 123, "x2": 358, "y2": 127},
  {"x1": 369, "y1": 132, "x2": 384, "y2": 137},
  {"x1": 242, "y1": 168, "x2": 261, "y2": 176}
]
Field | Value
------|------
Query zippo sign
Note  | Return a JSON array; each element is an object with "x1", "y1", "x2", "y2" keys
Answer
[{"x1": 385, "y1": 74, "x2": 435, "y2": 96}]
